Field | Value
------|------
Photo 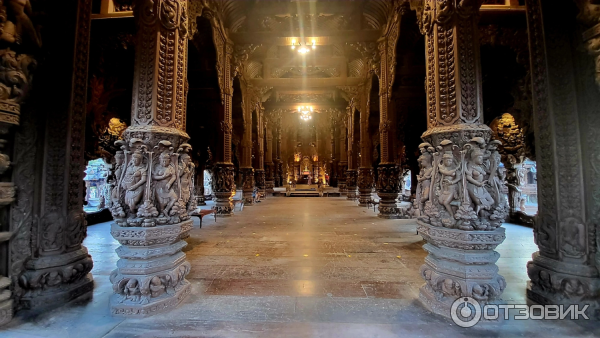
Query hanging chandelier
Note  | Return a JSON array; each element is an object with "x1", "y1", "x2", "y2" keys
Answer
[
  {"x1": 298, "y1": 106, "x2": 313, "y2": 121},
  {"x1": 291, "y1": 39, "x2": 316, "y2": 54}
]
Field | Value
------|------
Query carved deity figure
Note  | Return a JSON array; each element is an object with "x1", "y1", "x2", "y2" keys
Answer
[
  {"x1": 472, "y1": 284, "x2": 489, "y2": 302},
  {"x1": 416, "y1": 148, "x2": 433, "y2": 211},
  {"x1": 437, "y1": 152, "x2": 461, "y2": 218},
  {"x1": 179, "y1": 154, "x2": 194, "y2": 205},
  {"x1": 465, "y1": 149, "x2": 495, "y2": 216},
  {"x1": 494, "y1": 165, "x2": 509, "y2": 207},
  {"x1": 149, "y1": 276, "x2": 165, "y2": 298},
  {"x1": 110, "y1": 151, "x2": 125, "y2": 203},
  {"x1": 124, "y1": 278, "x2": 141, "y2": 302},
  {"x1": 121, "y1": 151, "x2": 147, "y2": 214},
  {"x1": 153, "y1": 153, "x2": 178, "y2": 216},
  {"x1": 0, "y1": 0, "x2": 41, "y2": 49},
  {"x1": 439, "y1": 278, "x2": 461, "y2": 300}
]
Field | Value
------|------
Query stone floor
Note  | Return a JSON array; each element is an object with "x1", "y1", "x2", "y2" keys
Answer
[{"x1": 1, "y1": 196, "x2": 597, "y2": 337}]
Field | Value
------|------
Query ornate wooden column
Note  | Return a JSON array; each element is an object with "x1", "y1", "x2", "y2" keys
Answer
[
  {"x1": 0, "y1": 0, "x2": 45, "y2": 320},
  {"x1": 197, "y1": 2, "x2": 236, "y2": 217},
  {"x1": 8, "y1": 0, "x2": 94, "y2": 315},
  {"x1": 410, "y1": 0, "x2": 508, "y2": 318},
  {"x1": 108, "y1": 0, "x2": 194, "y2": 316},
  {"x1": 524, "y1": 0, "x2": 600, "y2": 318},
  {"x1": 255, "y1": 107, "x2": 266, "y2": 197},
  {"x1": 329, "y1": 112, "x2": 337, "y2": 187},
  {"x1": 337, "y1": 112, "x2": 348, "y2": 194},
  {"x1": 346, "y1": 108, "x2": 358, "y2": 200},
  {"x1": 239, "y1": 84, "x2": 255, "y2": 206},
  {"x1": 376, "y1": 8, "x2": 402, "y2": 219},
  {"x1": 265, "y1": 119, "x2": 275, "y2": 193},
  {"x1": 275, "y1": 113, "x2": 282, "y2": 187},
  {"x1": 357, "y1": 81, "x2": 374, "y2": 207}
]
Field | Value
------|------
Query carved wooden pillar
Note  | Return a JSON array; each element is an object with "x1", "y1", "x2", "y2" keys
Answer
[
  {"x1": 265, "y1": 121, "x2": 274, "y2": 193},
  {"x1": 108, "y1": 0, "x2": 194, "y2": 316},
  {"x1": 239, "y1": 84, "x2": 254, "y2": 206},
  {"x1": 410, "y1": 0, "x2": 508, "y2": 318},
  {"x1": 524, "y1": 0, "x2": 600, "y2": 318},
  {"x1": 345, "y1": 108, "x2": 357, "y2": 200},
  {"x1": 358, "y1": 81, "x2": 374, "y2": 207},
  {"x1": 337, "y1": 113, "x2": 348, "y2": 193},
  {"x1": 275, "y1": 115, "x2": 282, "y2": 187},
  {"x1": 211, "y1": 35, "x2": 235, "y2": 216},
  {"x1": 255, "y1": 108, "x2": 266, "y2": 196},
  {"x1": 376, "y1": 10, "x2": 402, "y2": 219},
  {"x1": 6, "y1": 0, "x2": 94, "y2": 317},
  {"x1": 329, "y1": 114, "x2": 337, "y2": 187}
]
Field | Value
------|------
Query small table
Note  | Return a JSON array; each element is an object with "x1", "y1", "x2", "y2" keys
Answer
[{"x1": 192, "y1": 209, "x2": 216, "y2": 228}]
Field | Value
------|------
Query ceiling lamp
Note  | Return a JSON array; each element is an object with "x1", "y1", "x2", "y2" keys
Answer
[
  {"x1": 291, "y1": 39, "x2": 316, "y2": 54},
  {"x1": 298, "y1": 106, "x2": 313, "y2": 121}
]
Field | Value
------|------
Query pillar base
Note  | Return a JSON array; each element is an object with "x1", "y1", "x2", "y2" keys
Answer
[
  {"x1": 243, "y1": 190, "x2": 254, "y2": 206},
  {"x1": 338, "y1": 181, "x2": 347, "y2": 195},
  {"x1": 255, "y1": 169, "x2": 266, "y2": 199},
  {"x1": 110, "y1": 220, "x2": 193, "y2": 317},
  {"x1": 417, "y1": 221, "x2": 506, "y2": 319},
  {"x1": 527, "y1": 253, "x2": 600, "y2": 320},
  {"x1": 0, "y1": 277, "x2": 12, "y2": 326},
  {"x1": 358, "y1": 189, "x2": 371, "y2": 206},
  {"x1": 18, "y1": 248, "x2": 94, "y2": 310},
  {"x1": 240, "y1": 167, "x2": 255, "y2": 207},
  {"x1": 346, "y1": 187, "x2": 357, "y2": 200},
  {"x1": 266, "y1": 180, "x2": 274, "y2": 194},
  {"x1": 211, "y1": 163, "x2": 235, "y2": 217},
  {"x1": 358, "y1": 167, "x2": 373, "y2": 207},
  {"x1": 377, "y1": 192, "x2": 402, "y2": 219}
]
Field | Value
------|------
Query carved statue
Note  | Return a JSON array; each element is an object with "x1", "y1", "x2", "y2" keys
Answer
[
  {"x1": 121, "y1": 151, "x2": 147, "y2": 214},
  {"x1": 124, "y1": 278, "x2": 141, "y2": 302},
  {"x1": 437, "y1": 152, "x2": 461, "y2": 218},
  {"x1": 153, "y1": 152, "x2": 178, "y2": 217},
  {"x1": 416, "y1": 143, "x2": 433, "y2": 212},
  {"x1": 0, "y1": 0, "x2": 41, "y2": 49},
  {"x1": 438, "y1": 278, "x2": 461, "y2": 300},
  {"x1": 110, "y1": 151, "x2": 125, "y2": 204},
  {"x1": 472, "y1": 284, "x2": 490, "y2": 302},
  {"x1": 149, "y1": 276, "x2": 165, "y2": 298},
  {"x1": 178, "y1": 153, "x2": 194, "y2": 205},
  {"x1": 465, "y1": 148, "x2": 494, "y2": 217}
]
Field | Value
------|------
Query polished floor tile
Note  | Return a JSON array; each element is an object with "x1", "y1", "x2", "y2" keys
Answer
[{"x1": 1, "y1": 197, "x2": 596, "y2": 338}]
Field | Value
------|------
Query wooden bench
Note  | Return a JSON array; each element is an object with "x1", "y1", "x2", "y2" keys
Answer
[
  {"x1": 192, "y1": 209, "x2": 216, "y2": 228},
  {"x1": 368, "y1": 199, "x2": 380, "y2": 212}
]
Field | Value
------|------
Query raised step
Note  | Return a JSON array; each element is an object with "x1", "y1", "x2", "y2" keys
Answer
[{"x1": 289, "y1": 192, "x2": 320, "y2": 197}]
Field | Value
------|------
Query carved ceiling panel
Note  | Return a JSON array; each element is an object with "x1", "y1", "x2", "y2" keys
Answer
[
  {"x1": 239, "y1": 13, "x2": 357, "y2": 33},
  {"x1": 277, "y1": 93, "x2": 334, "y2": 103},
  {"x1": 271, "y1": 66, "x2": 340, "y2": 78}
]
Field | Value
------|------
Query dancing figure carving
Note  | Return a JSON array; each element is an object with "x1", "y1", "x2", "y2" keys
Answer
[
  {"x1": 153, "y1": 153, "x2": 178, "y2": 217},
  {"x1": 121, "y1": 151, "x2": 147, "y2": 214}
]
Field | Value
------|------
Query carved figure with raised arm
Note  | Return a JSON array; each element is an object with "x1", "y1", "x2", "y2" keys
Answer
[
  {"x1": 466, "y1": 148, "x2": 495, "y2": 216},
  {"x1": 437, "y1": 152, "x2": 461, "y2": 218},
  {"x1": 153, "y1": 152, "x2": 178, "y2": 217},
  {"x1": 121, "y1": 150, "x2": 147, "y2": 214}
]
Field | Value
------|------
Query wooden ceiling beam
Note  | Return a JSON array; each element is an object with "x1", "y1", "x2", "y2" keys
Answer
[
  {"x1": 264, "y1": 101, "x2": 347, "y2": 111},
  {"x1": 250, "y1": 77, "x2": 361, "y2": 87},
  {"x1": 246, "y1": 1, "x2": 361, "y2": 18},
  {"x1": 230, "y1": 30, "x2": 381, "y2": 45},
  {"x1": 262, "y1": 56, "x2": 346, "y2": 68}
]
